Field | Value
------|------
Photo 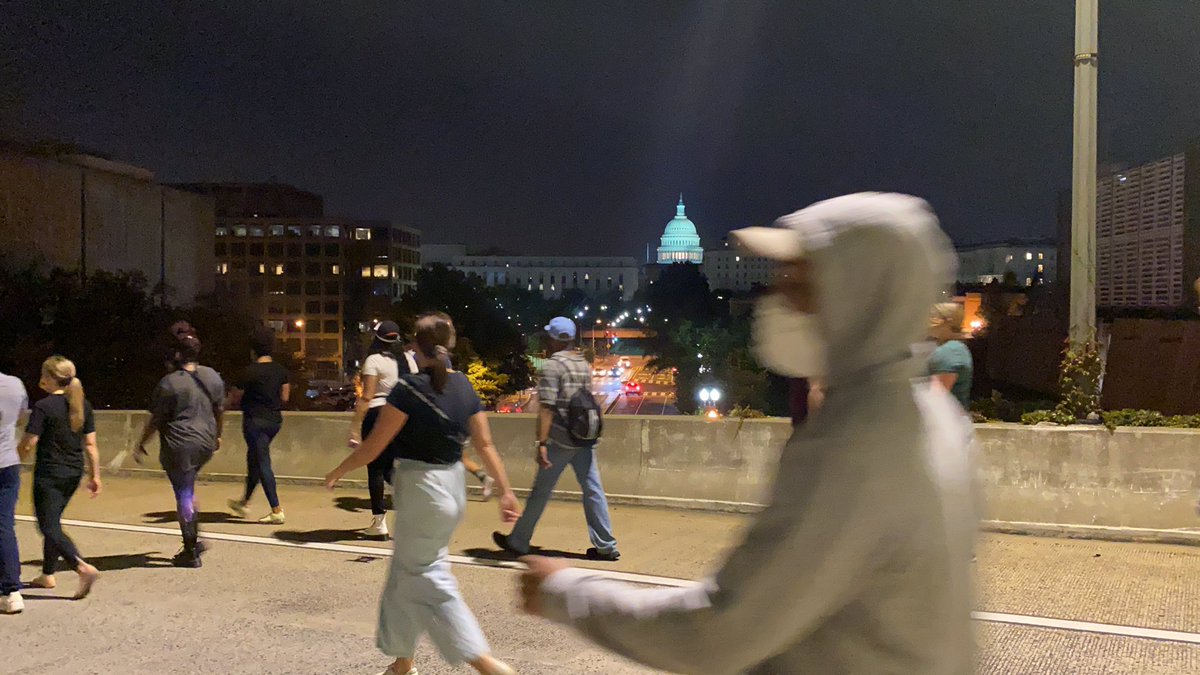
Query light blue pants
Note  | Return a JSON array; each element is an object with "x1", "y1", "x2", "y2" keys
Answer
[
  {"x1": 377, "y1": 460, "x2": 489, "y2": 664},
  {"x1": 508, "y1": 441, "x2": 618, "y2": 554}
]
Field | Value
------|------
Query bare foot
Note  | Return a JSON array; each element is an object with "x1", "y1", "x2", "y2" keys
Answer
[
  {"x1": 74, "y1": 564, "x2": 100, "y2": 599},
  {"x1": 28, "y1": 574, "x2": 56, "y2": 589}
]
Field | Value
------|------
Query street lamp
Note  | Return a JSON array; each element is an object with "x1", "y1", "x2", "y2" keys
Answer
[{"x1": 1070, "y1": 0, "x2": 1098, "y2": 346}]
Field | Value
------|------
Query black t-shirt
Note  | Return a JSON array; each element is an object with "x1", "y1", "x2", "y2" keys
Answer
[
  {"x1": 26, "y1": 394, "x2": 95, "y2": 476},
  {"x1": 236, "y1": 361, "x2": 289, "y2": 425},
  {"x1": 385, "y1": 372, "x2": 482, "y2": 465}
]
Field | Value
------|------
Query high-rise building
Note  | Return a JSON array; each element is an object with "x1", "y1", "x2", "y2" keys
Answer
[
  {"x1": 1092, "y1": 149, "x2": 1200, "y2": 309},
  {"x1": 656, "y1": 195, "x2": 704, "y2": 264},
  {"x1": 179, "y1": 183, "x2": 419, "y2": 380},
  {"x1": 0, "y1": 142, "x2": 214, "y2": 304},
  {"x1": 954, "y1": 239, "x2": 1056, "y2": 287}
]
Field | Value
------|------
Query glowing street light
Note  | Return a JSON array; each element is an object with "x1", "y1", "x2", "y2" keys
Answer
[{"x1": 294, "y1": 319, "x2": 305, "y2": 328}]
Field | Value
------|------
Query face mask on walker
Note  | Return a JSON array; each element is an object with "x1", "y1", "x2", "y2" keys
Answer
[{"x1": 752, "y1": 293, "x2": 828, "y2": 378}]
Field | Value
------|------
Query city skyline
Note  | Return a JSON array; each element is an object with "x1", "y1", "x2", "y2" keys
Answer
[{"x1": 4, "y1": 2, "x2": 1200, "y2": 258}]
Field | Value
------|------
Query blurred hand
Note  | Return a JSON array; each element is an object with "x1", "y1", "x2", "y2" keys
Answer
[
  {"x1": 132, "y1": 444, "x2": 148, "y2": 466},
  {"x1": 324, "y1": 470, "x2": 342, "y2": 491},
  {"x1": 498, "y1": 492, "x2": 521, "y2": 524},
  {"x1": 87, "y1": 477, "x2": 102, "y2": 498},
  {"x1": 215, "y1": 437, "x2": 223, "y2": 453},
  {"x1": 536, "y1": 444, "x2": 551, "y2": 470},
  {"x1": 520, "y1": 555, "x2": 570, "y2": 616}
]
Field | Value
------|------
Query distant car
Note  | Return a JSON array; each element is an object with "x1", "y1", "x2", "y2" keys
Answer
[
  {"x1": 611, "y1": 366, "x2": 622, "y2": 377},
  {"x1": 593, "y1": 367, "x2": 609, "y2": 377},
  {"x1": 618, "y1": 357, "x2": 632, "y2": 369},
  {"x1": 623, "y1": 381, "x2": 643, "y2": 396}
]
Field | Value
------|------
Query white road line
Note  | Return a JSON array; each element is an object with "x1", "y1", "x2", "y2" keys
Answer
[{"x1": 17, "y1": 515, "x2": 1200, "y2": 645}]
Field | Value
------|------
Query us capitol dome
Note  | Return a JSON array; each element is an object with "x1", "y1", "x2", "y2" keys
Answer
[{"x1": 656, "y1": 194, "x2": 704, "y2": 264}]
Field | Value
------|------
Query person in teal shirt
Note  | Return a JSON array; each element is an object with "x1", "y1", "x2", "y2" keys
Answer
[{"x1": 928, "y1": 303, "x2": 974, "y2": 410}]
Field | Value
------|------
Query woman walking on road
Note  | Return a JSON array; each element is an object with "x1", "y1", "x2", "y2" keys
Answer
[
  {"x1": 18, "y1": 356, "x2": 101, "y2": 599},
  {"x1": 327, "y1": 313, "x2": 521, "y2": 675},
  {"x1": 134, "y1": 323, "x2": 225, "y2": 568},
  {"x1": 348, "y1": 321, "x2": 410, "y2": 537},
  {"x1": 227, "y1": 326, "x2": 290, "y2": 524},
  {"x1": 349, "y1": 321, "x2": 497, "y2": 538}
]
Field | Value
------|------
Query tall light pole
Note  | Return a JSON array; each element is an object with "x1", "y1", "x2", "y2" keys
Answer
[{"x1": 1070, "y1": 0, "x2": 1099, "y2": 346}]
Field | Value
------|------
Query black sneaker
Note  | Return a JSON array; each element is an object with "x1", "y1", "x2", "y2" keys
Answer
[
  {"x1": 172, "y1": 548, "x2": 202, "y2": 568},
  {"x1": 586, "y1": 547, "x2": 620, "y2": 562},
  {"x1": 492, "y1": 531, "x2": 527, "y2": 556}
]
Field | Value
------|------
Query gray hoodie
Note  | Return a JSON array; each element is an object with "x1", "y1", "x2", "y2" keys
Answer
[{"x1": 538, "y1": 193, "x2": 978, "y2": 674}]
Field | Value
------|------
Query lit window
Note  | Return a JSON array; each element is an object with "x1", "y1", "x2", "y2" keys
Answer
[
  {"x1": 308, "y1": 225, "x2": 322, "y2": 237},
  {"x1": 273, "y1": 264, "x2": 285, "y2": 276},
  {"x1": 1025, "y1": 278, "x2": 1033, "y2": 287},
  {"x1": 1038, "y1": 252, "x2": 1045, "y2": 261},
  {"x1": 258, "y1": 263, "x2": 267, "y2": 274},
  {"x1": 1037, "y1": 264, "x2": 1044, "y2": 273},
  {"x1": 1005, "y1": 255, "x2": 1013, "y2": 263},
  {"x1": 361, "y1": 267, "x2": 371, "y2": 278},
  {"x1": 269, "y1": 225, "x2": 285, "y2": 236},
  {"x1": 355, "y1": 228, "x2": 372, "y2": 241},
  {"x1": 215, "y1": 226, "x2": 229, "y2": 237},
  {"x1": 1025, "y1": 252, "x2": 1033, "y2": 261},
  {"x1": 373, "y1": 265, "x2": 389, "y2": 278},
  {"x1": 233, "y1": 225, "x2": 248, "y2": 237},
  {"x1": 325, "y1": 225, "x2": 342, "y2": 238},
  {"x1": 249, "y1": 226, "x2": 264, "y2": 237},
  {"x1": 217, "y1": 263, "x2": 228, "y2": 275},
  {"x1": 735, "y1": 256, "x2": 740, "y2": 262},
  {"x1": 331, "y1": 264, "x2": 341, "y2": 275},
  {"x1": 287, "y1": 225, "x2": 302, "y2": 238}
]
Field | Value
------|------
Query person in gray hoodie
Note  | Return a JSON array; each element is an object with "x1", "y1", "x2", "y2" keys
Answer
[{"x1": 519, "y1": 192, "x2": 978, "y2": 675}]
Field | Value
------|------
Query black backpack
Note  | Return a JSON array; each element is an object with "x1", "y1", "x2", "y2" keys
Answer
[{"x1": 563, "y1": 386, "x2": 603, "y2": 444}]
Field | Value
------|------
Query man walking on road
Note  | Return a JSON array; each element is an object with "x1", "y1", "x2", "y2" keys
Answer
[
  {"x1": 494, "y1": 316, "x2": 619, "y2": 561},
  {"x1": 518, "y1": 193, "x2": 977, "y2": 674}
]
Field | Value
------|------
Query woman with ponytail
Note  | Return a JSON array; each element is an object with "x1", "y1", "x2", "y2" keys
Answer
[
  {"x1": 17, "y1": 356, "x2": 101, "y2": 599},
  {"x1": 326, "y1": 313, "x2": 521, "y2": 675}
]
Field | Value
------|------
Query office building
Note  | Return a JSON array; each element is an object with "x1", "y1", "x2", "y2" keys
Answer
[
  {"x1": 955, "y1": 239, "x2": 1056, "y2": 287},
  {"x1": 424, "y1": 245, "x2": 639, "y2": 300},
  {"x1": 1092, "y1": 149, "x2": 1200, "y2": 309},
  {"x1": 703, "y1": 238, "x2": 772, "y2": 292},
  {"x1": 181, "y1": 183, "x2": 419, "y2": 380},
  {"x1": 0, "y1": 142, "x2": 214, "y2": 303}
]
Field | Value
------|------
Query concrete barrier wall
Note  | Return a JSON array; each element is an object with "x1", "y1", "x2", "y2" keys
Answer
[{"x1": 62, "y1": 413, "x2": 1200, "y2": 528}]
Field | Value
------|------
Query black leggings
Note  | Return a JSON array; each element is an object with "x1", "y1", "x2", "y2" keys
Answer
[
  {"x1": 33, "y1": 471, "x2": 83, "y2": 575},
  {"x1": 363, "y1": 408, "x2": 396, "y2": 516},
  {"x1": 162, "y1": 445, "x2": 215, "y2": 552}
]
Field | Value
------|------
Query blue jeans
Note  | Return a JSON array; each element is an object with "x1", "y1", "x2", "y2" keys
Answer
[
  {"x1": 508, "y1": 442, "x2": 618, "y2": 554},
  {"x1": 0, "y1": 465, "x2": 20, "y2": 596},
  {"x1": 242, "y1": 420, "x2": 282, "y2": 509}
]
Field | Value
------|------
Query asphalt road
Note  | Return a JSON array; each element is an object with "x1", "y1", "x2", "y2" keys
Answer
[{"x1": 8, "y1": 476, "x2": 1200, "y2": 674}]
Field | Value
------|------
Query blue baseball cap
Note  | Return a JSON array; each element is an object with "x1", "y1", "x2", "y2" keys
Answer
[{"x1": 544, "y1": 317, "x2": 577, "y2": 341}]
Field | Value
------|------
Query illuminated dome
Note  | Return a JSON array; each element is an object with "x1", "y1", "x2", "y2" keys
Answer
[{"x1": 657, "y1": 194, "x2": 704, "y2": 264}]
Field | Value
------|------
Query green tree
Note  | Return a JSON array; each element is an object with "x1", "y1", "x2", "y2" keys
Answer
[{"x1": 465, "y1": 360, "x2": 509, "y2": 407}]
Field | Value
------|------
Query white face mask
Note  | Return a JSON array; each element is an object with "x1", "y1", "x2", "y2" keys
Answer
[{"x1": 752, "y1": 293, "x2": 828, "y2": 378}]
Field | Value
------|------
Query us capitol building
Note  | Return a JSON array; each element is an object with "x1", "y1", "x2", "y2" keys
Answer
[{"x1": 422, "y1": 195, "x2": 774, "y2": 299}]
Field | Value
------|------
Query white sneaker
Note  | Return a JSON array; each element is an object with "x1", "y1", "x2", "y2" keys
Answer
[
  {"x1": 480, "y1": 475, "x2": 496, "y2": 501},
  {"x1": 0, "y1": 592, "x2": 24, "y2": 614},
  {"x1": 365, "y1": 514, "x2": 388, "y2": 538},
  {"x1": 228, "y1": 498, "x2": 249, "y2": 518},
  {"x1": 257, "y1": 511, "x2": 286, "y2": 525}
]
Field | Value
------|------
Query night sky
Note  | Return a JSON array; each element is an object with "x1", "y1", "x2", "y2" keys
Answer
[{"x1": 4, "y1": 1, "x2": 1199, "y2": 257}]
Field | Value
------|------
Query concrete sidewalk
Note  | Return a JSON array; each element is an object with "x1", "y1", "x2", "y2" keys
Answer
[{"x1": 13, "y1": 472, "x2": 748, "y2": 579}]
